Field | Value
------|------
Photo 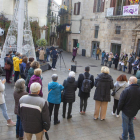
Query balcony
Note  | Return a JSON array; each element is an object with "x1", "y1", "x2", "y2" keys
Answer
[
  {"x1": 56, "y1": 23, "x2": 71, "y2": 33},
  {"x1": 106, "y1": 5, "x2": 140, "y2": 20},
  {"x1": 58, "y1": 8, "x2": 69, "y2": 16}
]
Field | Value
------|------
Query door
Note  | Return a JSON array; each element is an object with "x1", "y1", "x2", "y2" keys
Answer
[
  {"x1": 137, "y1": 40, "x2": 140, "y2": 57},
  {"x1": 111, "y1": 43, "x2": 121, "y2": 56},
  {"x1": 91, "y1": 41, "x2": 100, "y2": 58},
  {"x1": 73, "y1": 39, "x2": 78, "y2": 47}
]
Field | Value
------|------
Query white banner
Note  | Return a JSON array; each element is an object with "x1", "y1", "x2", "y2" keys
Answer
[
  {"x1": 123, "y1": 5, "x2": 139, "y2": 16},
  {"x1": 107, "y1": 7, "x2": 114, "y2": 17}
]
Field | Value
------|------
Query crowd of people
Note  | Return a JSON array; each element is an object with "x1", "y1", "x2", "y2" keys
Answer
[{"x1": 0, "y1": 49, "x2": 140, "y2": 140}]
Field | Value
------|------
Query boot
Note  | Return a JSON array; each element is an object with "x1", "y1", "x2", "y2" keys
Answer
[
  {"x1": 7, "y1": 119, "x2": 16, "y2": 126},
  {"x1": 67, "y1": 115, "x2": 72, "y2": 119}
]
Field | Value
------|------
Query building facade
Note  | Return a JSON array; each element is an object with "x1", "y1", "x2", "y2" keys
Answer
[{"x1": 0, "y1": 0, "x2": 48, "y2": 39}]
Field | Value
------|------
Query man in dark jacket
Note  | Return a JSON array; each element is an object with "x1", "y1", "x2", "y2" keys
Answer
[
  {"x1": 4, "y1": 54, "x2": 13, "y2": 83},
  {"x1": 51, "y1": 48, "x2": 58, "y2": 70},
  {"x1": 101, "y1": 50, "x2": 105, "y2": 65},
  {"x1": 78, "y1": 66, "x2": 94, "y2": 114},
  {"x1": 18, "y1": 82, "x2": 50, "y2": 140},
  {"x1": 46, "y1": 48, "x2": 50, "y2": 62},
  {"x1": 128, "y1": 54, "x2": 135, "y2": 74},
  {"x1": 118, "y1": 77, "x2": 140, "y2": 140}
]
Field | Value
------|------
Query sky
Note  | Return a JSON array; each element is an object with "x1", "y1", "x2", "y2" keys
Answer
[{"x1": 55, "y1": 0, "x2": 62, "y2": 5}]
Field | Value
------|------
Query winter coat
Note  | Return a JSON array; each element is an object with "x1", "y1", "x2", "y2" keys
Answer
[
  {"x1": 118, "y1": 84, "x2": 140, "y2": 118},
  {"x1": 0, "y1": 80, "x2": 5, "y2": 104},
  {"x1": 102, "y1": 52, "x2": 105, "y2": 57},
  {"x1": 108, "y1": 54, "x2": 114, "y2": 61},
  {"x1": 25, "y1": 67, "x2": 34, "y2": 86},
  {"x1": 133, "y1": 59, "x2": 140, "y2": 70},
  {"x1": 123, "y1": 56, "x2": 128, "y2": 66},
  {"x1": 136, "y1": 70, "x2": 140, "y2": 87},
  {"x1": 73, "y1": 48, "x2": 78, "y2": 56},
  {"x1": 13, "y1": 90, "x2": 28, "y2": 114},
  {"x1": 78, "y1": 72, "x2": 94, "y2": 98},
  {"x1": 51, "y1": 50, "x2": 58, "y2": 59},
  {"x1": 113, "y1": 55, "x2": 119, "y2": 64},
  {"x1": 20, "y1": 62, "x2": 26, "y2": 78},
  {"x1": 39, "y1": 50, "x2": 45, "y2": 60},
  {"x1": 120, "y1": 54, "x2": 124, "y2": 61},
  {"x1": 113, "y1": 81, "x2": 129, "y2": 100},
  {"x1": 28, "y1": 75, "x2": 43, "y2": 97},
  {"x1": 94, "y1": 73, "x2": 114, "y2": 102},
  {"x1": 4, "y1": 57, "x2": 13, "y2": 70},
  {"x1": 63, "y1": 77, "x2": 78, "y2": 103},
  {"x1": 46, "y1": 48, "x2": 50, "y2": 55},
  {"x1": 104, "y1": 54, "x2": 109, "y2": 62},
  {"x1": 13, "y1": 57, "x2": 22, "y2": 71},
  {"x1": 48, "y1": 82, "x2": 64, "y2": 104},
  {"x1": 96, "y1": 48, "x2": 101, "y2": 55},
  {"x1": 36, "y1": 50, "x2": 39, "y2": 57},
  {"x1": 128, "y1": 56, "x2": 135, "y2": 64}
]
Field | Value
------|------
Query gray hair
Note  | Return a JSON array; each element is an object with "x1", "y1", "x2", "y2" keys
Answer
[
  {"x1": 129, "y1": 76, "x2": 137, "y2": 85},
  {"x1": 52, "y1": 74, "x2": 58, "y2": 82},
  {"x1": 30, "y1": 82, "x2": 41, "y2": 93},
  {"x1": 14, "y1": 79, "x2": 25, "y2": 93},
  {"x1": 69, "y1": 71, "x2": 75, "y2": 77},
  {"x1": 16, "y1": 52, "x2": 20, "y2": 56}
]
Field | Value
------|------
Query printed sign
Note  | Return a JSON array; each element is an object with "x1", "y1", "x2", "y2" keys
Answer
[
  {"x1": 107, "y1": 7, "x2": 114, "y2": 17},
  {"x1": 66, "y1": 26, "x2": 70, "y2": 32},
  {"x1": 123, "y1": 5, "x2": 139, "y2": 16}
]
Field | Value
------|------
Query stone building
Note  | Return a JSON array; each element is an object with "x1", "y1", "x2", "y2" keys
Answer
[
  {"x1": 58, "y1": 0, "x2": 140, "y2": 58},
  {"x1": 0, "y1": 0, "x2": 48, "y2": 39}
]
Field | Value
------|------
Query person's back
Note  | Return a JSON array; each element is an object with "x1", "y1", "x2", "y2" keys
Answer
[
  {"x1": 46, "y1": 48, "x2": 50, "y2": 55},
  {"x1": 136, "y1": 71, "x2": 140, "y2": 86},
  {"x1": 52, "y1": 50, "x2": 57, "y2": 59}
]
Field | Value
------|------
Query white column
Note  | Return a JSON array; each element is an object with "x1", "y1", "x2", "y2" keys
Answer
[{"x1": 17, "y1": 0, "x2": 25, "y2": 54}]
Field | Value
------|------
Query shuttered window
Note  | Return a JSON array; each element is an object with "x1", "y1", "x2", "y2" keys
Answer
[
  {"x1": 95, "y1": 26, "x2": 99, "y2": 38},
  {"x1": 116, "y1": 26, "x2": 121, "y2": 34},
  {"x1": 93, "y1": 0, "x2": 105, "y2": 13},
  {"x1": 74, "y1": 2, "x2": 81, "y2": 15}
]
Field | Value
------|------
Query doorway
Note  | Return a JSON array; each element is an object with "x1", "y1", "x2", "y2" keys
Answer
[
  {"x1": 111, "y1": 43, "x2": 121, "y2": 56},
  {"x1": 91, "y1": 41, "x2": 100, "y2": 58},
  {"x1": 73, "y1": 39, "x2": 78, "y2": 47}
]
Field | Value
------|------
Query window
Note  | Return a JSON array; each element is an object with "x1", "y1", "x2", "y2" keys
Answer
[
  {"x1": 95, "y1": 26, "x2": 99, "y2": 38},
  {"x1": 74, "y1": 2, "x2": 81, "y2": 15},
  {"x1": 93, "y1": 0, "x2": 105, "y2": 13},
  {"x1": 116, "y1": 26, "x2": 121, "y2": 34}
]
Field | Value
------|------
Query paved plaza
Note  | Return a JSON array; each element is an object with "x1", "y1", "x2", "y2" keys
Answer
[{"x1": 0, "y1": 52, "x2": 140, "y2": 140}]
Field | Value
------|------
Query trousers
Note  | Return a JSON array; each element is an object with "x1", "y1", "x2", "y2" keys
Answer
[
  {"x1": 96, "y1": 54, "x2": 99, "y2": 60},
  {"x1": 14, "y1": 71, "x2": 19, "y2": 82},
  {"x1": 52, "y1": 59, "x2": 57, "y2": 68},
  {"x1": 80, "y1": 97, "x2": 88, "y2": 112},
  {"x1": 49, "y1": 102, "x2": 60, "y2": 123},
  {"x1": 128, "y1": 63, "x2": 132, "y2": 74},
  {"x1": 94, "y1": 100, "x2": 108, "y2": 120},
  {"x1": 63, "y1": 102, "x2": 72, "y2": 117},
  {"x1": 5, "y1": 70, "x2": 11, "y2": 82},
  {"x1": 24, "y1": 131, "x2": 44, "y2": 140},
  {"x1": 113, "y1": 99, "x2": 120, "y2": 115},
  {"x1": 72, "y1": 56, "x2": 76, "y2": 62},
  {"x1": 16, "y1": 115, "x2": 23, "y2": 137},
  {"x1": 0, "y1": 103, "x2": 10, "y2": 120}
]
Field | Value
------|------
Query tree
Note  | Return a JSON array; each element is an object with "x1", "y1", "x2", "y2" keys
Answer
[{"x1": 36, "y1": 39, "x2": 47, "y2": 47}]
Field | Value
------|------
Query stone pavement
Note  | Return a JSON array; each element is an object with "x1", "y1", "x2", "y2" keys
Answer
[{"x1": 1, "y1": 52, "x2": 140, "y2": 140}]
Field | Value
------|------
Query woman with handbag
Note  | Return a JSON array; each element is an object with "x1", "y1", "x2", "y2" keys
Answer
[
  {"x1": 112, "y1": 74, "x2": 129, "y2": 117},
  {"x1": 47, "y1": 74, "x2": 64, "y2": 125}
]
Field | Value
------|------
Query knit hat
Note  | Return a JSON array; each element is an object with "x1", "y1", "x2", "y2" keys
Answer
[{"x1": 30, "y1": 82, "x2": 41, "y2": 93}]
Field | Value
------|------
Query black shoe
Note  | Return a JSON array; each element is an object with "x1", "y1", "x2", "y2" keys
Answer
[
  {"x1": 67, "y1": 115, "x2": 72, "y2": 119},
  {"x1": 54, "y1": 120, "x2": 60, "y2": 125},
  {"x1": 62, "y1": 115, "x2": 65, "y2": 118}
]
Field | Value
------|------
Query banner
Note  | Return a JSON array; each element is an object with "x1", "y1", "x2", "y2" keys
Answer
[
  {"x1": 123, "y1": 5, "x2": 139, "y2": 16},
  {"x1": 66, "y1": 26, "x2": 70, "y2": 32},
  {"x1": 107, "y1": 7, "x2": 114, "y2": 17}
]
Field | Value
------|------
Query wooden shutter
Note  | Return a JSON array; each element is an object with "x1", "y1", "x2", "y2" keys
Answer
[
  {"x1": 125, "y1": 0, "x2": 130, "y2": 6},
  {"x1": 110, "y1": 0, "x2": 116, "y2": 7},
  {"x1": 93, "y1": 0, "x2": 97, "y2": 13},
  {"x1": 78, "y1": 2, "x2": 81, "y2": 15},
  {"x1": 74, "y1": 3, "x2": 76, "y2": 15},
  {"x1": 100, "y1": 0, "x2": 105, "y2": 12}
]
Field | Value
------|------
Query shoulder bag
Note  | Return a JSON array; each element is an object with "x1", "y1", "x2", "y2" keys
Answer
[
  {"x1": 111, "y1": 87, "x2": 121, "y2": 96},
  {"x1": 4, "y1": 58, "x2": 11, "y2": 70}
]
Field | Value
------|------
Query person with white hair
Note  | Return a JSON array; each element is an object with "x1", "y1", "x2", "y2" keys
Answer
[
  {"x1": 48, "y1": 74, "x2": 64, "y2": 125},
  {"x1": 18, "y1": 82, "x2": 50, "y2": 140},
  {"x1": 94, "y1": 66, "x2": 114, "y2": 121},
  {"x1": 62, "y1": 71, "x2": 78, "y2": 119},
  {"x1": 118, "y1": 76, "x2": 140, "y2": 140}
]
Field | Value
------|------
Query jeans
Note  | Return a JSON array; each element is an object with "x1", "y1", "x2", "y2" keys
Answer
[
  {"x1": 36, "y1": 57, "x2": 39, "y2": 61},
  {"x1": 96, "y1": 54, "x2": 99, "y2": 60},
  {"x1": 123, "y1": 65, "x2": 127, "y2": 72},
  {"x1": 113, "y1": 99, "x2": 120, "y2": 115},
  {"x1": 122, "y1": 112, "x2": 135, "y2": 140},
  {"x1": 14, "y1": 71, "x2": 19, "y2": 82},
  {"x1": 46, "y1": 54, "x2": 50, "y2": 62},
  {"x1": 49, "y1": 102, "x2": 60, "y2": 123},
  {"x1": 128, "y1": 63, "x2": 132, "y2": 74},
  {"x1": 52, "y1": 59, "x2": 57, "y2": 68},
  {"x1": 0, "y1": 103, "x2": 10, "y2": 120},
  {"x1": 80, "y1": 97, "x2": 88, "y2": 112},
  {"x1": 63, "y1": 102, "x2": 72, "y2": 117},
  {"x1": 104, "y1": 60, "x2": 108, "y2": 66},
  {"x1": 109, "y1": 61, "x2": 112, "y2": 68},
  {"x1": 16, "y1": 115, "x2": 23, "y2": 137},
  {"x1": 101, "y1": 57, "x2": 104, "y2": 65}
]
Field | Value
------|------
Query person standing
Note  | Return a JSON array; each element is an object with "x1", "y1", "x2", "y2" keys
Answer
[
  {"x1": 62, "y1": 71, "x2": 78, "y2": 119},
  {"x1": 94, "y1": 66, "x2": 114, "y2": 120},
  {"x1": 35, "y1": 48, "x2": 39, "y2": 61},
  {"x1": 13, "y1": 79, "x2": 28, "y2": 140},
  {"x1": 0, "y1": 78, "x2": 16, "y2": 126},
  {"x1": 118, "y1": 53, "x2": 124, "y2": 71},
  {"x1": 104, "y1": 52, "x2": 109, "y2": 66},
  {"x1": 4, "y1": 54, "x2": 13, "y2": 83},
  {"x1": 132, "y1": 56, "x2": 140, "y2": 75},
  {"x1": 39, "y1": 48, "x2": 45, "y2": 62},
  {"x1": 18, "y1": 82, "x2": 50, "y2": 140},
  {"x1": 48, "y1": 74, "x2": 64, "y2": 125},
  {"x1": 112, "y1": 75, "x2": 129, "y2": 118},
  {"x1": 46, "y1": 47, "x2": 50, "y2": 62},
  {"x1": 118, "y1": 77, "x2": 140, "y2": 140},
  {"x1": 128, "y1": 54, "x2": 135, "y2": 74},
  {"x1": 113, "y1": 53, "x2": 119, "y2": 70},
  {"x1": 78, "y1": 66, "x2": 94, "y2": 114},
  {"x1": 108, "y1": 52, "x2": 114, "y2": 68},
  {"x1": 72, "y1": 47, "x2": 78, "y2": 62},
  {"x1": 51, "y1": 48, "x2": 58, "y2": 70},
  {"x1": 101, "y1": 50, "x2": 105, "y2": 65},
  {"x1": 123, "y1": 54, "x2": 128, "y2": 72},
  {"x1": 96, "y1": 47, "x2": 101, "y2": 60}
]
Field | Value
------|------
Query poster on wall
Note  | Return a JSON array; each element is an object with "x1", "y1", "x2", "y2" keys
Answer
[
  {"x1": 107, "y1": 7, "x2": 114, "y2": 17},
  {"x1": 66, "y1": 26, "x2": 71, "y2": 32},
  {"x1": 123, "y1": 5, "x2": 139, "y2": 16}
]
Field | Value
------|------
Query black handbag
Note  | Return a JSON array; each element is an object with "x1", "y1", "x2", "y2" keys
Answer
[
  {"x1": 111, "y1": 87, "x2": 121, "y2": 96},
  {"x1": 43, "y1": 122, "x2": 49, "y2": 140}
]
